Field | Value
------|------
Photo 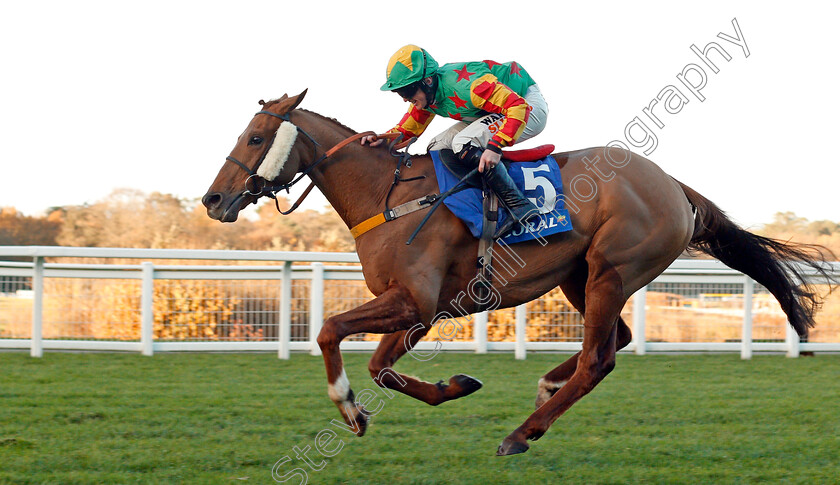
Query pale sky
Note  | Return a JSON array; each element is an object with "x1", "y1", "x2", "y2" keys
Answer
[{"x1": 1, "y1": 1, "x2": 837, "y2": 229}]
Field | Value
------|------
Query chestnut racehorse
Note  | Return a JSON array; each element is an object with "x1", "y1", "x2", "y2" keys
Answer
[{"x1": 202, "y1": 90, "x2": 831, "y2": 455}]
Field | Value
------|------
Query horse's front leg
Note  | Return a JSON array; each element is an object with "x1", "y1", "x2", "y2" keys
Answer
[{"x1": 315, "y1": 282, "x2": 423, "y2": 436}]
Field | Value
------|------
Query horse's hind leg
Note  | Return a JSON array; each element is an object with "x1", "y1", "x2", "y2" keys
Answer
[
  {"x1": 535, "y1": 266, "x2": 632, "y2": 408},
  {"x1": 316, "y1": 282, "x2": 425, "y2": 436},
  {"x1": 498, "y1": 252, "x2": 627, "y2": 455},
  {"x1": 368, "y1": 328, "x2": 483, "y2": 406},
  {"x1": 536, "y1": 321, "x2": 631, "y2": 409}
]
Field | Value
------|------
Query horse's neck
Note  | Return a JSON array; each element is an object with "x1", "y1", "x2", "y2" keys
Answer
[{"x1": 297, "y1": 112, "x2": 396, "y2": 228}]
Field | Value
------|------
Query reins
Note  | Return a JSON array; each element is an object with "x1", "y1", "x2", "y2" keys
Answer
[
  {"x1": 225, "y1": 109, "x2": 410, "y2": 215},
  {"x1": 224, "y1": 107, "x2": 441, "y2": 241},
  {"x1": 269, "y1": 130, "x2": 381, "y2": 215}
]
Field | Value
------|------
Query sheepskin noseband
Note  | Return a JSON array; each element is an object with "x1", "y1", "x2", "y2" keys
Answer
[{"x1": 256, "y1": 121, "x2": 298, "y2": 180}]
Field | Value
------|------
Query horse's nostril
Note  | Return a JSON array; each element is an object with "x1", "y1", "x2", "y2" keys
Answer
[{"x1": 202, "y1": 192, "x2": 222, "y2": 209}]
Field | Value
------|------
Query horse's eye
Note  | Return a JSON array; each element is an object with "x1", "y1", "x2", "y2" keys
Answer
[{"x1": 248, "y1": 135, "x2": 264, "y2": 146}]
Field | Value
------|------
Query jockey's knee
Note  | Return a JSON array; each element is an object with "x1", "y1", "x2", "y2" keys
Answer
[
  {"x1": 452, "y1": 137, "x2": 480, "y2": 156},
  {"x1": 454, "y1": 143, "x2": 484, "y2": 167}
]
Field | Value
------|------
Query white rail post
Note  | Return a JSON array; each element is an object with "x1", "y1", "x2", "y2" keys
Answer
[
  {"x1": 140, "y1": 262, "x2": 154, "y2": 356},
  {"x1": 278, "y1": 261, "x2": 292, "y2": 360},
  {"x1": 31, "y1": 256, "x2": 44, "y2": 358},
  {"x1": 632, "y1": 286, "x2": 647, "y2": 356},
  {"x1": 309, "y1": 263, "x2": 324, "y2": 356},
  {"x1": 786, "y1": 322, "x2": 800, "y2": 358},
  {"x1": 741, "y1": 276, "x2": 754, "y2": 360},
  {"x1": 514, "y1": 304, "x2": 526, "y2": 360},
  {"x1": 475, "y1": 311, "x2": 488, "y2": 354}
]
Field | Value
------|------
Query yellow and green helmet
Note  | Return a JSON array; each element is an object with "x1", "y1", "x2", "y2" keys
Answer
[{"x1": 380, "y1": 44, "x2": 439, "y2": 91}]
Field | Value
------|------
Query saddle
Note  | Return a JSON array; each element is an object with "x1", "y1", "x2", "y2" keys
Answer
[
  {"x1": 437, "y1": 145, "x2": 556, "y2": 312},
  {"x1": 436, "y1": 145, "x2": 556, "y2": 187}
]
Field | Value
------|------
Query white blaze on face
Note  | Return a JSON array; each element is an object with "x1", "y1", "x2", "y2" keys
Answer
[
  {"x1": 256, "y1": 121, "x2": 298, "y2": 180},
  {"x1": 328, "y1": 368, "x2": 351, "y2": 403}
]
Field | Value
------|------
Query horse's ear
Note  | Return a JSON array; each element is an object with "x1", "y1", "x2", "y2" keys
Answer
[
  {"x1": 287, "y1": 89, "x2": 308, "y2": 111},
  {"x1": 260, "y1": 93, "x2": 288, "y2": 106}
]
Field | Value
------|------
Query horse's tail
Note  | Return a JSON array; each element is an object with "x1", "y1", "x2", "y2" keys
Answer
[{"x1": 676, "y1": 179, "x2": 836, "y2": 338}]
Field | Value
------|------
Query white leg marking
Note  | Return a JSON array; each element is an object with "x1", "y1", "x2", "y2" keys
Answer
[
  {"x1": 536, "y1": 377, "x2": 568, "y2": 407},
  {"x1": 328, "y1": 368, "x2": 350, "y2": 403}
]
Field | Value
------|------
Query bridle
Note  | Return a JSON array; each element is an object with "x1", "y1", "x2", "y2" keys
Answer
[
  {"x1": 224, "y1": 109, "x2": 319, "y2": 214},
  {"x1": 224, "y1": 109, "x2": 409, "y2": 215}
]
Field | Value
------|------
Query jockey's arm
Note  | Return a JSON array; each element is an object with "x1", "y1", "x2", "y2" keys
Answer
[
  {"x1": 469, "y1": 74, "x2": 532, "y2": 149},
  {"x1": 469, "y1": 74, "x2": 532, "y2": 171},
  {"x1": 361, "y1": 105, "x2": 435, "y2": 146}
]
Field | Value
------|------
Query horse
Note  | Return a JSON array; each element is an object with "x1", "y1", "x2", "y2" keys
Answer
[{"x1": 202, "y1": 90, "x2": 833, "y2": 455}]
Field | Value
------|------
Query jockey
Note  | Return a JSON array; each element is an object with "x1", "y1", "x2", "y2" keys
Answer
[{"x1": 362, "y1": 44, "x2": 549, "y2": 237}]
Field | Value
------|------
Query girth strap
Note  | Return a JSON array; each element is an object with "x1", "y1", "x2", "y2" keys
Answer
[{"x1": 350, "y1": 194, "x2": 439, "y2": 239}]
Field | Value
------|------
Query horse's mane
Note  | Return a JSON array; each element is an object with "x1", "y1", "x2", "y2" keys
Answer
[
  {"x1": 295, "y1": 108, "x2": 429, "y2": 155},
  {"x1": 258, "y1": 98, "x2": 430, "y2": 156},
  {"x1": 298, "y1": 109, "x2": 358, "y2": 135},
  {"x1": 259, "y1": 98, "x2": 357, "y2": 136}
]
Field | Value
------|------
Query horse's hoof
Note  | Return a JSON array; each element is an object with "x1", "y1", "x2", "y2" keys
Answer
[
  {"x1": 336, "y1": 401, "x2": 369, "y2": 437},
  {"x1": 355, "y1": 410, "x2": 368, "y2": 437},
  {"x1": 496, "y1": 437, "x2": 530, "y2": 456},
  {"x1": 450, "y1": 374, "x2": 483, "y2": 396}
]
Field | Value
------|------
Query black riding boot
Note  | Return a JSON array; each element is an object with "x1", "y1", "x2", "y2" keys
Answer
[{"x1": 458, "y1": 146, "x2": 541, "y2": 238}]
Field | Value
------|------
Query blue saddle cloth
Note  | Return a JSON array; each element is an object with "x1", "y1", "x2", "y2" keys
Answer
[{"x1": 430, "y1": 150, "x2": 573, "y2": 244}]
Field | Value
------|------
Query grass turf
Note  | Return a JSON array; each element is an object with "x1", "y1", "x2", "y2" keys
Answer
[{"x1": 0, "y1": 352, "x2": 838, "y2": 484}]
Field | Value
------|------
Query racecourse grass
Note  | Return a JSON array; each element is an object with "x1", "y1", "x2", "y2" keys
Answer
[{"x1": 1, "y1": 352, "x2": 838, "y2": 484}]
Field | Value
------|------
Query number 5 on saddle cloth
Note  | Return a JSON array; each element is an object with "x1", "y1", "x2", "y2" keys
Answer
[
  {"x1": 430, "y1": 148, "x2": 573, "y2": 243},
  {"x1": 430, "y1": 147, "x2": 574, "y2": 311}
]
